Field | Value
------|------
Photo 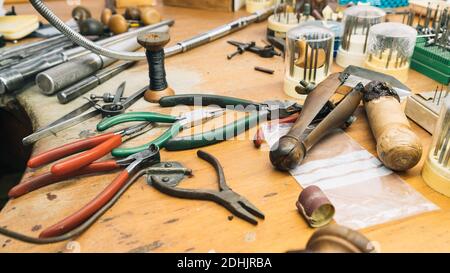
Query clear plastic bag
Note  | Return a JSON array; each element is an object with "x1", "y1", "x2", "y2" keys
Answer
[{"x1": 262, "y1": 124, "x2": 438, "y2": 229}]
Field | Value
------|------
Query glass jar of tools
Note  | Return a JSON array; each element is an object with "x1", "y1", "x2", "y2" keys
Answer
[
  {"x1": 267, "y1": 0, "x2": 314, "y2": 41},
  {"x1": 364, "y1": 22, "x2": 417, "y2": 84},
  {"x1": 335, "y1": 5, "x2": 386, "y2": 68},
  {"x1": 284, "y1": 25, "x2": 334, "y2": 99},
  {"x1": 246, "y1": 0, "x2": 274, "y2": 13},
  {"x1": 422, "y1": 96, "x2": 450, "y2": 197}
]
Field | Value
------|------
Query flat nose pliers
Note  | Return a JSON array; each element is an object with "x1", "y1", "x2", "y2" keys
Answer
[
  {"x1": 97, "y1": 108, "x2": 225, "y2": 158},
  {"x1": 151, "y1": 150, "x2": 265, "y2": 225}
]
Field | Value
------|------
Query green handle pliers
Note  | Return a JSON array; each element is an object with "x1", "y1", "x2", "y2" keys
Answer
[
  {"x1": 158, "y1": 94, "x2": 306, "y2": 151},
  {"x1": 97, "y1": 109, "x2": 224, "y2": 157}
]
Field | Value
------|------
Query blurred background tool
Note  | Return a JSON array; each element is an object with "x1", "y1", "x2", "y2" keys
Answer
[
  {"x1": 405, "y1": 84, "x2": 449, "y2": 134},
  {"x1": 246, "y1": 0, "x2": 274, "y2": 13},
  {"x1": 336, "y1": 5, "x2": 386, "y2": 68},
  {"x1": 422, "y1": 98, "x2": 450, "y2": 197}
]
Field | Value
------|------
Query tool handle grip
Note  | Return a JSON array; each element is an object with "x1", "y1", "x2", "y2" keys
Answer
[
  {"x1": 97, "y1": 112, "x2": 177, "y2": 131},
  {"x1": 159, "y1": 94, "x2": 259, "y2": 109},
  {"x1": 8, "y1": 160, "x2": 120, "y2": 198},
  {"x1": 164, "y1": 112, "x2": 261, "y2": 151},
  {"x1": 39, "y1": 170, "x2": 130, "y2": 238},
  {"x1": 27, "y1": 133, "x2": 115, "y2": 168},
  {"x1": 51, "y1": 135, "x2": 122, "y2": 176},
  {"x1": 111, "y1": 123, "x2": 183, "y2": 157}
]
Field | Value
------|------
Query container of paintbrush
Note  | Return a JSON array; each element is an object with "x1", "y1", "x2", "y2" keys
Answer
[
  {"x1": 284, "y1": 25, "x2": 334, "y2": 99},
  {"x1": 336, "y1": 5, "x2": 385, "y2": 68},
  {"x1": 422, "y1": 98, "x2": 450, "y2": 197},
  {"x1": 246, "y1": 0, "x2": 274, "y2": 13},
  {"x1": 364, "y1": 22, "x2": 417, "y2": 84}
]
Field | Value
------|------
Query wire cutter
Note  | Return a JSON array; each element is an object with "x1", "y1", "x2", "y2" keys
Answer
[
  {"x1": 97, "y1": 108, "x2": 225, "y2": 158},
  {"x1": 10, "y1": 145, "x2": 162, "y2": 238},
  {"x1": 26, "y1": 122, "x2": 154, "y2": 177},
  {"x1": 151, "y1": 150, "x2": 265, "y2": 225}
]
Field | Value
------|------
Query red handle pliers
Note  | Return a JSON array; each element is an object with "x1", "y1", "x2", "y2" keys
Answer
[
  {"x1": 26, "y1": 122, "x2": 153, "y2": 176},
  {"x1": 10, "y1": 144, "x2": 161, "y2": 238}
]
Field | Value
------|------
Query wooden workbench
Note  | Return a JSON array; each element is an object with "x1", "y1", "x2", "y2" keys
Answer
[{"x1": 1, "y1": 2, "x2": 448, "y2": 253}]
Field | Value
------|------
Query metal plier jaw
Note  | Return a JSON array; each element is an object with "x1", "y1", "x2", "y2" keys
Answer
[
  {"x1": 115, "y1": 122, "x2": 155, "y2": 140},
  {"x1": 151, "y1": 150, "x2": 265, "y2": 225},
  {"x1": 116, "y1": 144, "x2": 161, "y2": 173},
  {"x1": 261, "y1": 100, "x2": 303, "y2": 119},
  {"x1": 177, "y1": 108, "x2": 225, "y2": 129}
]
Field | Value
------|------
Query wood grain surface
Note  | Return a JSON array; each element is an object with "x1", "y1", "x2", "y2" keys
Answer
[{"x1": 0, "y1": 1, "x2": 448, "y2": 253}]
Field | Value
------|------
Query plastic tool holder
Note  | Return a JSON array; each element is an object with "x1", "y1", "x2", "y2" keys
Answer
[
  {"x1": 422, "y1": 98, "x2": 450, "y2": 197},
  {"x1": 364, "y1": 22, "x2": 417, "y2": 83},
  {"x1": 297, "y1": 20, "x2": 343, "y2": 57},
  {"x1": 267, "y1": 0, "x2": 314, "y2": 41},
  {"x1": 336, "y1": 5, "x2": 386, "y2": 68},
  {"x1": 284, "y1": 25, "x2": 335, "y2": 99}
]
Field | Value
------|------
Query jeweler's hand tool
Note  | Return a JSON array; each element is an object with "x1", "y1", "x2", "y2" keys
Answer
[
  {"x1": 22, "y1": 83, "x2": 147, "y2": 146},
  {"x1": 151, "y1": 150, "x2": 265, "y2": 225},
  {"x1": 227, "y1": 40, "x2": 281, "y2": 58},
  {"x1": 38, "y1": 145, "x2": 163, "y2": 238},
  {"x1": 158, "y1": 94, "x2": 304, "y2": 151},
  {"x1": 270, "y1": 77, "x2": 365, "y2": 171},
  {"x1": 5, "y1": 146, "x2": 192, "y2": 244},
  {"x1": 97, "y1": 108, "x2": 225, "y2": 158},
  {"x1": 26, "y1": 122, "x2": 154, "y2": 177}
]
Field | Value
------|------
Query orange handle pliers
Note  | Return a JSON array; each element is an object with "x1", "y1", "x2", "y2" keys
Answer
[{"x1": 27, "y1": 122, "x2": 153, "y2": 176}]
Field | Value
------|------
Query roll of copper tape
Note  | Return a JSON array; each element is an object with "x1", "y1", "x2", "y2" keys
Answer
[{"x1": 296, "y1": 185, "x2": 335, "y2": 228}]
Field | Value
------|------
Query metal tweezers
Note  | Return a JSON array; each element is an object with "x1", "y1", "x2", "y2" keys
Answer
[{"x1": 151, "y1": 150, "x2": 265, "y2": 225}]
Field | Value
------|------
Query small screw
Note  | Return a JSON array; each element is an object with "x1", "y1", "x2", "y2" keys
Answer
[
  {"x1": 162, "y1": 177, "x2": 170, "y2": 182},
  {"x1": 164, "y1": 163, "x2": 172, "y2": 168}
]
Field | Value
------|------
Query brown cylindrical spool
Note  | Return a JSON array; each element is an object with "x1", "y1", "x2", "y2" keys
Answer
[{"x1": 296, "y1": 185, "x2": 335, "y2": 228}]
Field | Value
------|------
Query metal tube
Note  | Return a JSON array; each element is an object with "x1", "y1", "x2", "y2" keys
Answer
[
  {"x1": 57, "y1": 61, "x2": 135, "y2": 104},
  {"x1": 36, "y1": 38, "x2": 141, "y2": 95}
]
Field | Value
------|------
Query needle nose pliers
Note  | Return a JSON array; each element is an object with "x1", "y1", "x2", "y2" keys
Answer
[
  {"x1": 26, "y1": 122, "x2": 154, "y2": 177},
  {"x1": 151, "y1": 150, "x2": 265, "y2": 225},
  {"x1": 157, "y1": 94, "x2": 305, "y2": 151},
  {"x1": 97, "y1": 108, "x2": 225, "y2": 158},
  {"x1": 158, "y1": 94, "x2": 341, "y2": 151}
]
